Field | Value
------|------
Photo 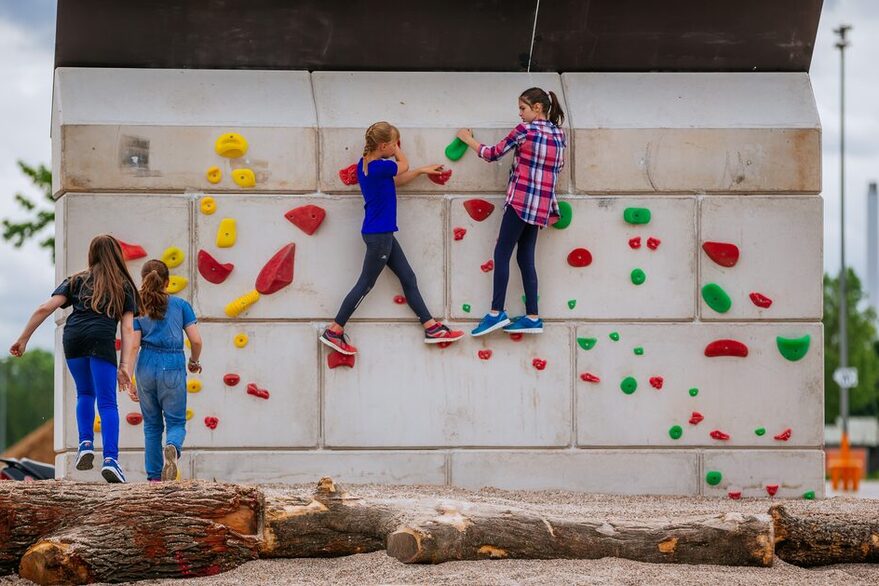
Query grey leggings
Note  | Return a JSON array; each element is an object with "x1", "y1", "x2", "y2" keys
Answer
[{"x1": 335, "y1": 232, "x2": 433, "y2": 326}]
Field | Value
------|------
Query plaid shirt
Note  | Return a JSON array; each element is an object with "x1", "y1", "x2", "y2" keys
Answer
[{"x1": 478, "y1": 120, "x2": 566, "y2": 227}]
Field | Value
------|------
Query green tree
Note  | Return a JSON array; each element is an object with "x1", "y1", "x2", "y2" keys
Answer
[
  {"x1": 2, "y1": 161, "x2": 54, "y2": 261},
  {"x1": 1, "y1": 349, "x2": 54, "y2": 449},
  {"x1": 823, "y1": 269, "x2": 879, "y2": 423}
]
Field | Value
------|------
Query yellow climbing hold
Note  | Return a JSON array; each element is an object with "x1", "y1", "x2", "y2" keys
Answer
[
  {"x1": 93, "y1": 416, "x2": 101, "y2": 433},
  {"x1": 215, "y1": 132, "x2": 248, "y2": 158},
  {"x1": 206, "y1": 166, "x2": 222, "y2": 184},
  {"x1": 216, "y1": 218, "x2": 237, "y2": 248},
  {"x1": 233, "y1": 332, "x2": 249, "y2": 348},
  {"x1": 185, "y1": 408, "x2": 194, "y2": 421},
  {"x1": 225, "y1": 290, "x2": 260, "y2": 318},
  {"x1": 165, "y1": 275, "x2": 188, "y2": 294},
  {"x1": 161, "y1": 246, "x2": 185, "y2": 269},
  {"x1": 184, "y1": 337, "x2": 191, "y2": 349},
  {"x1": 200, "y1": 196, "x2": 217, "y2": 215},
  {"x1": 232, "y1": 168, "x2": 256, "y2": 188},
  {"x1": 187, "y1": 379, "x2": 203, "y2": 394}
]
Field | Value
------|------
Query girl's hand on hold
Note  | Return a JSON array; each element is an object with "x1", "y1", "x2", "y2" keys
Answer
[
  {"x1": 188, "y1": 358, "x2": 202, "y2": 374},
  {"x1": 457, "y1": 128, "x2": 473, "y2": 141},
  {"x1": 9, "y1": 339, "x2": 26, "y2": 357},
  {"x1": 421, "y1": 164, "x2": 445, "y2": 175}
]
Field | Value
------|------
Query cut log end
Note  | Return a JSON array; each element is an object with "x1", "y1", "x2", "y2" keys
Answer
[
  {"x1": 19, "y1": 541, "x2": 91, "y2": 586},
  {"x1": 387, "y1": 529, "x2": 422, "y2": 564}
]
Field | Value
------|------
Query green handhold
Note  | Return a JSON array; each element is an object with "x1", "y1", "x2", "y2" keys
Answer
[
  {"x1": 623, "y1": 207, "x2": 651, "y2": 225},
  {"x1": 620, "y1": 376, "x2": 637, "y2": 394},
  {"x1": 701, "y1": 283, "x2": 732, "y2": 313},
  {"x1": 669, "y1": 425, "x2": 683, "y2": 440},
  {"x1": 689, "y1": 387, "x2": 699, "y2": 397},
  {"x1": 754, "y1": 427, "x2": 766, "y2": 436},
  {"x1": 633, "y1": 346, "x2": 644, "y2": 356},
  {"x1": 552, "y1": 201, "x2": 573, "y2": 230},
  {"x1": 567, "y1": 299, "x2": 577, "y2": 309},
  {"x1": 445, "y1": 137, "x2": 468, "y2": 161},
  {"x1": 609, "y1": 332, "x2": 620, "y2": 341},
  {"x1": 577, "y1": 337, "x2": 597, "y2": 351},
  {"x1": 462, "y1": 303, "x2": 471, "y2": 313},
  {"x1": 803, "y1": 490, "x2": 816, "y2": 500},
  {"x1": 776, "y1": 335, "x2": 811, "y2": 362},
  {"x1": 705, "y1": 470, "x2": 722, "y2": 486},
  {"x1": 631, "y1": 268, "x2": 646, "y2": 285}
]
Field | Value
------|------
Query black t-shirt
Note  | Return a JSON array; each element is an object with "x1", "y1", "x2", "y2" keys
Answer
[{"x1": 53, "y1": 274, "x2": 138, "y2": 366}]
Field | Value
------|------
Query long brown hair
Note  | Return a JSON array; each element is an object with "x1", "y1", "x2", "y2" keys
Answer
[
  {"x1": 139, "y1": 259, "x2": 170, "y2": 320},
  {"x1": 519, "y1": 87, "x2": 566, "y2": 127},
  {"x1": 70, "y1": 235, "x2": 141, "y2": 319},
  {"x1": 362, "y1": 121, "x2": 399, "y2": 157}
]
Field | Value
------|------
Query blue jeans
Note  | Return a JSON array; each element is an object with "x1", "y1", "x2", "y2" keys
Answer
[
  {"x1": 67, "y1": 356, "x2": 120, "y2": 460},
  {"x1": 135, "y1": 347, "x2": 187, "y2": 480}
]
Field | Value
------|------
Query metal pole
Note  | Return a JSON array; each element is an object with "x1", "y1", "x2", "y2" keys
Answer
[
  {"x1": 835, "y1": 24, "x2": 851, "y2": 437},
  {"x1": 0, "y1": 360, "x2": 7, "y2": 452}
]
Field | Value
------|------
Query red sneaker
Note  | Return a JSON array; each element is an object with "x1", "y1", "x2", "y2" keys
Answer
[
  {"x1": 424, "y1": 323, "x2": 465, "y2": 344},
  {"x1": 320, "y1": 329, "x2": 358, "y2": 355}
]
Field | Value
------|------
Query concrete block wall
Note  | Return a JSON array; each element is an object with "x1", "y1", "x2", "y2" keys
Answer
[{"x1": 52, "y1": 68, "x2": 824, "y2": 497}]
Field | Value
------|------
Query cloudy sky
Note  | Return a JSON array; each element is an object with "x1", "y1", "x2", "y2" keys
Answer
[{"x1": 1, "y1": 0, "x2": 877, "y2": 352}]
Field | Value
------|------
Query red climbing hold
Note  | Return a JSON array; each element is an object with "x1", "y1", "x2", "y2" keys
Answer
[
  {"x1": 702, "y1": 241, "x2": 740, "y2": 267},
  {"x1": 647, "y1": 237, "x2": 661, "y2": 250},
  {"x1": 255, "y1": 243, "x2": 295, "y2": 295},
  {"x1": 567, "y1": 248, "x2": 593, "y2": 268},
  {"x1": 453, "y1": 227, "x2": 467, "y2": 241},
  {"x1": 704, "y1": 339, "x2": 749, "y2": 358},
  {"x1": 689, "y1": 412, "x2": 704, "y2": 425},
  {"x1": 766, "y1": 484, "x2": 779, "y2": 497},
  {"x1": 750, "y1": 292, "x2": 773, "y2": 309},
  {"x1": 509, "y1": 333, "x2": 523, "y2": 342},
  {"x1": 580, "y1": 372, "x2": 601, "y2": 383},
  {"x1": 327, "y1": 351, "x2": 355, "y2": 369},
  {"x1": 710, "y1": 430, "x2": 731, "y2": 441},
  {"x1": 428, "y1": 168, "x2": 453, "y2": 186},
  {"x1": 628, "y1": 237, "x2": 641, "y2": 249},
  {"x1": 246, "y1": 383, "x2": 270, "y2": 400},
  {"x1": 197, "y1": 249, "x2": 234, "y2": 285},
  {"x1": 532, "y1": 358, "x2": 547, "y2": 370},
  {"x1": 115, "y1": 338, "x2": 122, "y2": 351},
  {"x1": 774, "y1": 428, "x2": 792, "y2": 441},
  {"x1": 478, "y1": 349, "x2": 493, "y2": 360},
  {"x1": 481, "y1": 260, "x2": 494, "y2": 273},
  {"x1": 728, "y1": 491, "x2": 742, "y2": 500},
  {"x1": 463, "y1": 199, "x2": 495, "y2": 222},
  {"x1": 649, "y1": 376, "x2": 664, "y2": 389},
  {"x1": 126, "y1": 412, "x2": 143, "y2": 425},
  {"x1": 117, "y1": 239, "x2": 147, "y2": 262},
  {"x1": 339, "y1": 163, "x2": 358, "y2": 185},
  {"x1": 284, "y1": 205, "x2": 326, "y2": 235},
  {"x1": 393, "y1": 295, "x2": 406, "y2": 304},
  {"x1": 204, "y1": 416, "x2": 219, "y2": 430},
  {"x1": 223, "y1": 374, "x2": 240, "y2": 386}
]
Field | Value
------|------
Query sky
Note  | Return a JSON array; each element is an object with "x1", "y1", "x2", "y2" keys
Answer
[{"x1": 0, "y1": 0, "x2": 877, "y2": 352}]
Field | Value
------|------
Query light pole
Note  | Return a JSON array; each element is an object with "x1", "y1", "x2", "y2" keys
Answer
[{"x1": 835, "y1": 24, "x2": 852, "y2": 438}]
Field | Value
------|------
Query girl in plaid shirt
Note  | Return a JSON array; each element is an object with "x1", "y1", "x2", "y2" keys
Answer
[{"x1": 457, "y1": 88, "x2": 567, "y2": 336}]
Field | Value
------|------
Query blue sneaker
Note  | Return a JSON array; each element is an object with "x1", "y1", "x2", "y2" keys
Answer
[
  {"x1": 503, "y1": 316, "x2": 544, "y2": 334},
  {"x1": 101, "y1": 457, "x2": 127, "y2": 483},
  {"x1": 470, "y1": 311, "x2": 511, "y2": 337},
  {"x1": 75, "y1": 441, "x2": 95, "y2": 471}
]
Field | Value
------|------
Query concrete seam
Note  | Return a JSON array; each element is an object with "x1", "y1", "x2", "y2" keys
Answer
[{"x1": 570, "y1": 322, "x2": 577, "y2": 448}]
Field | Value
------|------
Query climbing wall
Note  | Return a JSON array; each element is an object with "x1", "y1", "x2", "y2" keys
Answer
[{"x1": 52, "y1": 69, "x2": 824, "y2": 498}]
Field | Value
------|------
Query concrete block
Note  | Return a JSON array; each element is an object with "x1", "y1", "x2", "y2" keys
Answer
[
  {"x1": 52, "y1": 68, "x2": 317, "y2": 194},
  {"x1": 701, "y1": 450, "x2": 825, "y2": 498},
  {"x1": 699, "y1": 197, "x2": 823, "y2": 320},
  {"x1": 55, "y1": 450, "x2": 193, "y2": 483},
  {"x1": 576, "y1": 323, "x2": 823, "y2": 447},
  {"x1": 193, "y1": 195, "x2": 444, "y2": 320},
  {"x1": 449, "y1": 196, "x2": 696, "y2": 320},
  {"x1": 192, "y1": 451, "x2": 448, "y2": 485},
  {"x1": 313, "y1": 72, "x2": 570, "y2": 193},
  {"x1": 324, "y1": 323, "x2": 572, "y2": 448},
  {"x1": 563, "y1": 73, "x2": 821, "y2": 193},
  {"x1": 451, "y1": 450, "x2": 699, "y2": 495}
]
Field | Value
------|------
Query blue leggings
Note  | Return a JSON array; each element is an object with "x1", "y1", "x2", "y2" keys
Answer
[
  {"x1": 67, "y1": 356, "x2": 119, "y2": 460},
  {"x1": 492, "y1": 206, "x2": 540, "y2": 315}
]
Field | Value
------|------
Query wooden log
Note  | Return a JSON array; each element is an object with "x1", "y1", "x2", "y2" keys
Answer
[{"x1": 770, "y1": 504, "x2": 879, "y2": 566}]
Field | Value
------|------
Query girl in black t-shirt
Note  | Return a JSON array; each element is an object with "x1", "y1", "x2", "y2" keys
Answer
[{"x1": 10, "y1": 235, "x2": 141, "y2": 483}]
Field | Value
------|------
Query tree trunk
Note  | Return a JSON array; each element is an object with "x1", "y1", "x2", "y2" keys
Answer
[{"x1": 771, "y1": 504, "x2": 879, "y2": 566}]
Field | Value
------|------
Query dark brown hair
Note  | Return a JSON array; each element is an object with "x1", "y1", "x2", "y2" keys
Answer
[
  {"x1": 70, "y1": 235, "x2": 141, "y2": 320},
  {"x1": 139, "y1": 259, "x2": 170, "y2": 320},
  {"x1": 519, "y1": 87, "x2": 566, "y2": 127}
]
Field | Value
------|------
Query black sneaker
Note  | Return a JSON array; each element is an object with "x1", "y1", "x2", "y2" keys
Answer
[{"x1": 319, "y1": 328, "x2": 358, "y2": 355}]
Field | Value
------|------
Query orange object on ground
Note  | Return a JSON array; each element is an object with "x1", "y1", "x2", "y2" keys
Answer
[{"x1": 827, "y1": 433, "x2": 864, "y2": 491}]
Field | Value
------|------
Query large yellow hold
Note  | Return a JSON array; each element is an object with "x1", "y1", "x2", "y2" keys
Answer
[
  {"x1": 161, "y1": 246, "x2": 184, "y2": 268},
  {"x1": 215, "y1": 132, "x2": 248, "y2": 158},
  {"x1": 225, "y1": 289, "x2": 260, "y2": 318},
  {"x1": 166, "y1": 275, "x2": 188, "y2": 294},
  {"x1": 216, "y1": 218, "x2": 237, "y2": 248},
  {"x1": 232, "y1": 168, "x2": 256, "y2": 188}
]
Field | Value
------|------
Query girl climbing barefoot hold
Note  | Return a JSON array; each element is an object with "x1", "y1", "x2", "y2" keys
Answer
[
  {"x1": 320, "y1": 122, "x2": 464, "y2": 355},
  {"x1": 458, "y1": 88, "x2": 567, "y2": 337}
]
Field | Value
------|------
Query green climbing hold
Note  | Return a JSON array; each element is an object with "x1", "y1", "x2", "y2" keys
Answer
[
  {"x1": 668, "y1": 425, "x2": 683, "y2": 440},
  {"x1": 803, "y1": 490, "x2": 816, "y2": 500},
  {"x1": 623, "y1": 207, "x2": 651, "y2": 225},
  {"x1": 705, "y1": 471, "x2": 722, "y2": 486},
  {"x1": 609, "y1": 332, "x2": 620, "y2": 341},
  {"x1": 689, "y1": 387, "x2": 699, "y2": 397},
  {"x1": 631, "y1": 268, "x2": 646, "y2": 285},
  {"x1": 620, "y1": 376, "x2": 637, "y2": 394},
  {"x1": 633, "y1": 346, "x2": 644, "y2": 356},
  {"x1": 462, "y1": 304, "x2": 471, "y2": 313},
  {"x1": 552, "y1": 201, "x2": 573, "y2": 230},
  {"x1": 754, "y1": 427, "x2": 766, "y2": 436},
  {"x1": 445, "y1": 137, "x2": 468, "y2": 161},
  {"x1": 567, "y1": 299, "x2": 577, "y2": 310},
  {"x1": 776, "y1": 334, "x2": 811, "y2": 362},
  {"x1": 577, "y1": 337, "x2": 597, "y2": 351},
  {"x1": 701, "y1": 283, "x2": 732, "y2": 314}
]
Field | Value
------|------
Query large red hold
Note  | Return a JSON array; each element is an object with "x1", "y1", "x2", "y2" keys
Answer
[
  {"x1": 117, "y1": 239, "x2": 147, "y2": 262},
  {"x1": 428, "y1": 168, "x2": 452, "y2": 185},
  {"x1": 567, "y1": 248, "x2": 593, "y2": 268},
  {"x1": 702, "y1": 241, "x2": 740, "y2": 267},
  {"x1": 246, "y1": 383, "x2": 270, "y2": 400},
  {"x1": 126, "y1": 412, "x2": 143, "y2": 425},
  {"x1": 704, "y1": 339, "x2": 749, "y2": 358},
  {"x1": 285, "y1": 205, "x2": 326, "y2": 235},
  {"x1": 774, "y1": 428, "x2": 792, "y2": 441},
  {"x1": 197, "y1": 249, "x2": 234, "y2": 284},
  {"x1": 339, "y1": 163, "x2": 358, "y2": 185},
  {"x1": 749, "y1": 292, "x2": 773, "y2": 308},
  {"x1": 463, "y1": 199, "x2": 495, "y2": 222},
  {"x1": 328, "y1": 351, "x2": 355, "y2": 369},
  {"x1": 766, "y1": 484, "x2": 779, "y2": 496},
  {"x1": 255, "y1": 243, "x2": 295, "y2": 295},
  {"x1": 710, "y1": 430, "x2": 730, "y2": 441},
  {"x1": 223, "y1": 373, "x2": 240, "y2": 386}
]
